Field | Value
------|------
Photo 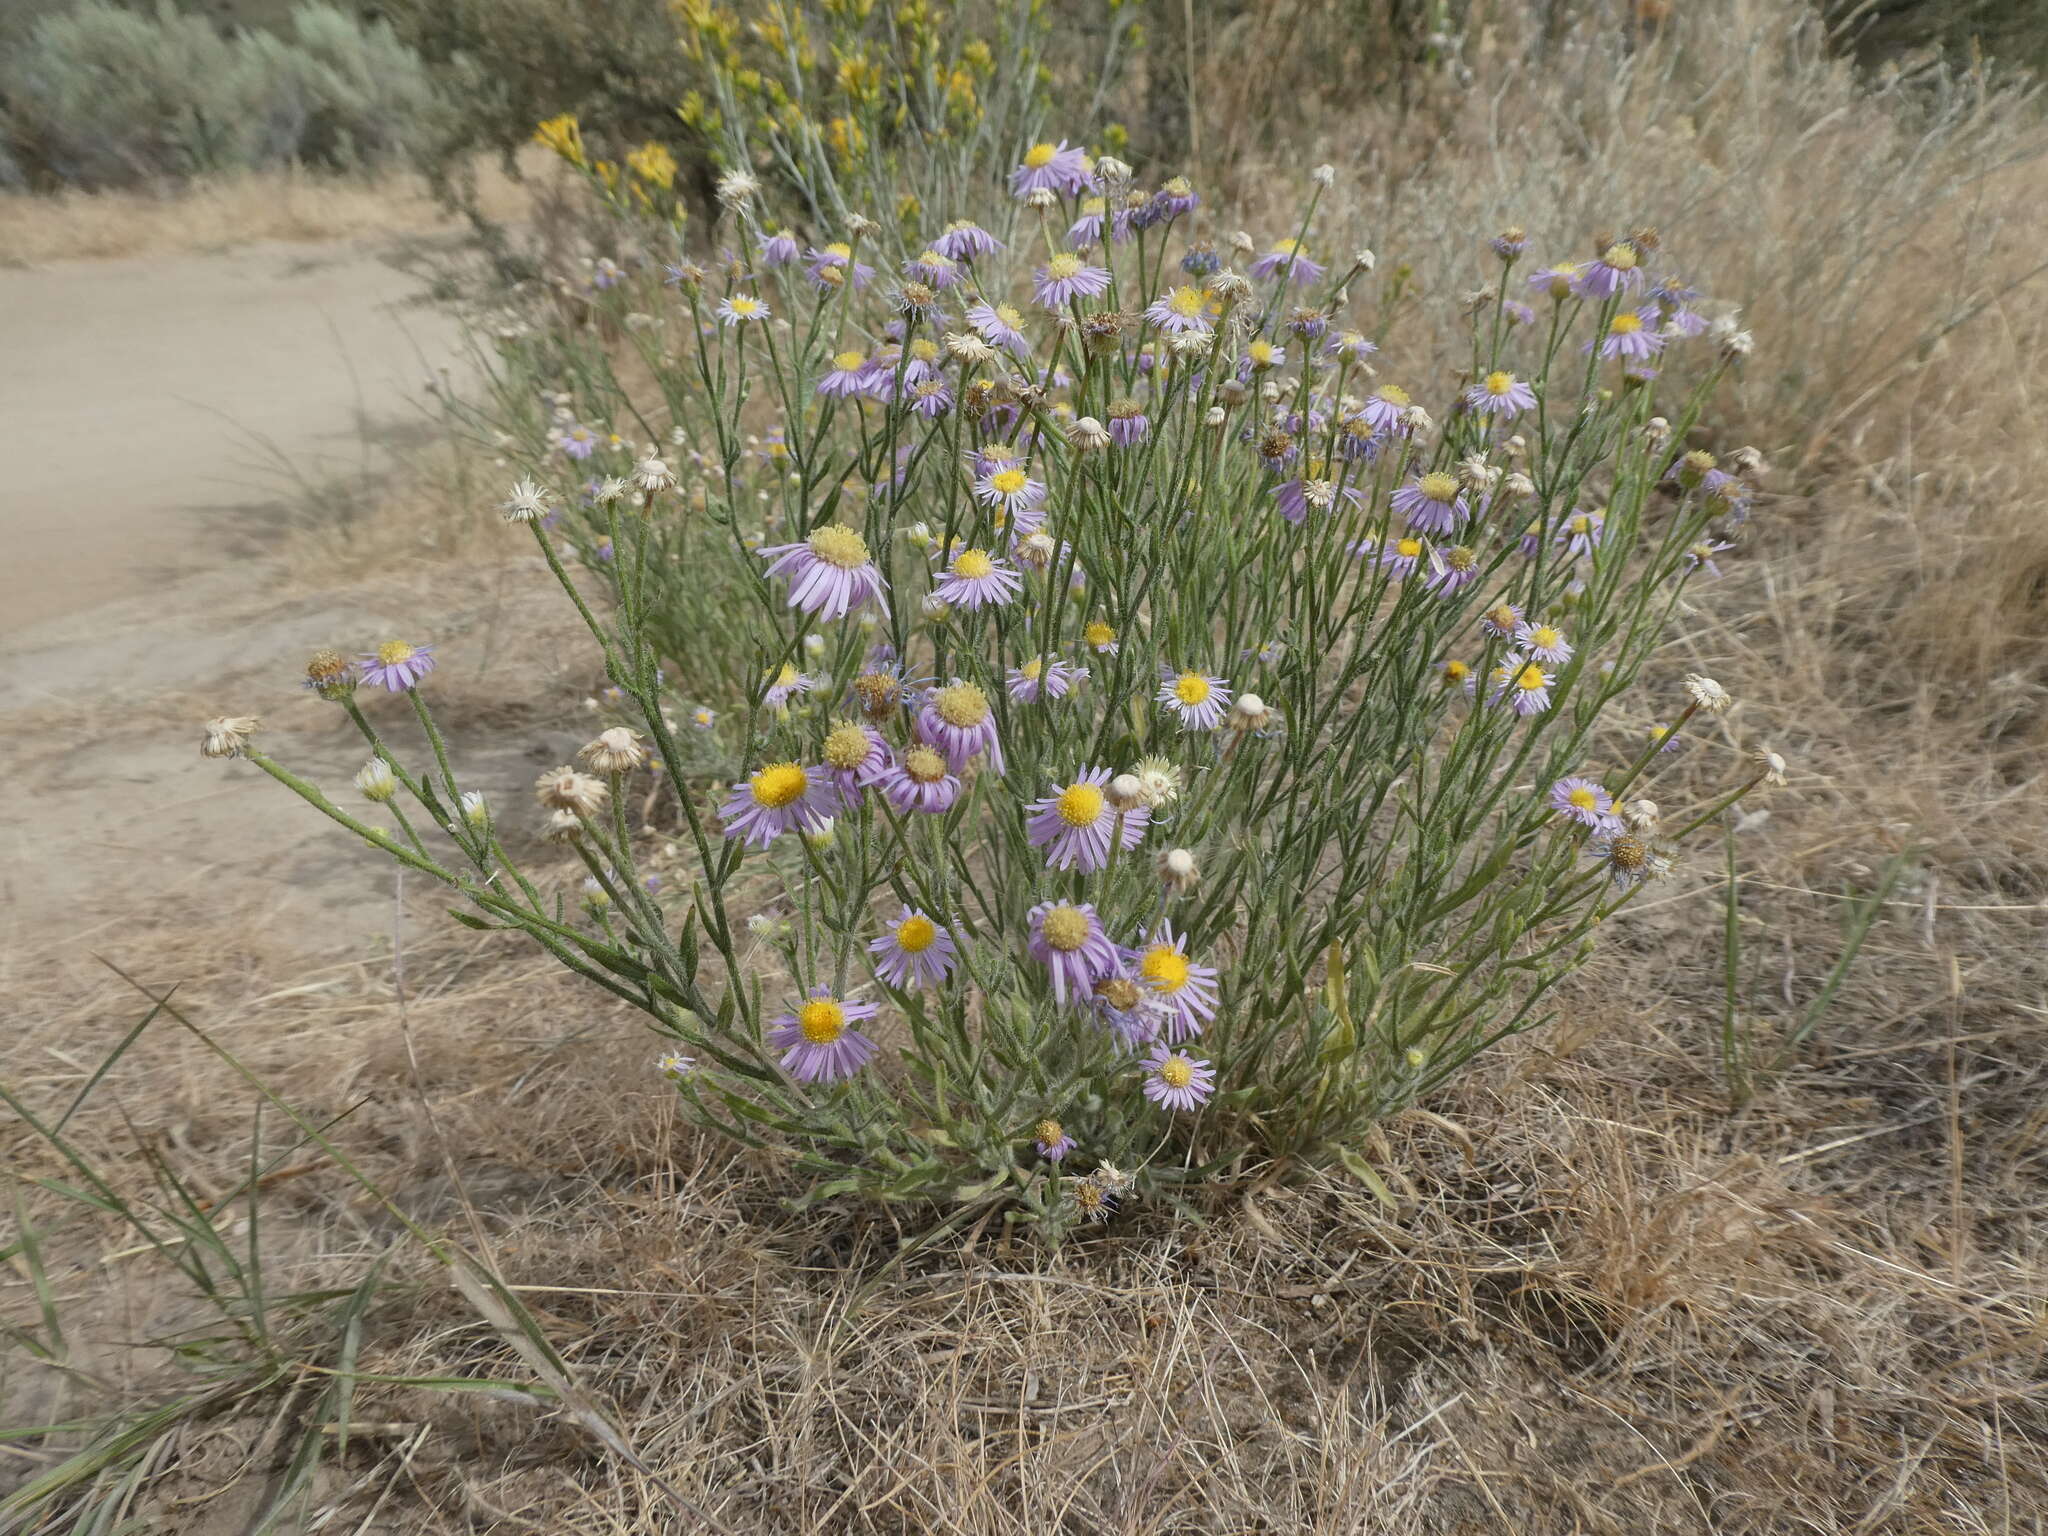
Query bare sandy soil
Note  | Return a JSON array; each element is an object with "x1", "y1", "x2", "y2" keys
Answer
[{"x1": 0, "y1": 240, "x2": 578, "y2": 961}]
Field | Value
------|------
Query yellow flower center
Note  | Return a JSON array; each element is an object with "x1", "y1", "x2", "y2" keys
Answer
[
  {"x1": 823, "y1": 723, "x2": 871, "y2": 769},
  {"x1": 797, "y1": 998, "x2": 846, "y2": 1043},
  {"x1": 990, "y1": 468, "x2": 1028, "y2": 497},
  {"x1": 824, "y1": 242, "x2": 851, "y2": 259},
  {"x1": 1019, "y1": 657, "x2": 1044, "y2": 681},
  {"x1": 1271, "y1": 237, "x2": 1302, "y2": 256},
  {"x1": 1024, "y1": 142, "x2": 1056, "y2": 168},
  {"x1": 1531, "y1": 625, "x2": 1561, "y2": 649},
  {"x1": 375, "y1": 640, "x2": 415, "y2": 665},
  {"x1": 1140, "y1": 945, "x2": 1191, "y2": 994},
  {"x1": 995, "y1": 303, "x2": 1023, "y2": 329},
  {"x1": 1419, "y1": 471, "x2": 1458, "y2": 501},
  {"x1": 1609, "y1": 312, "x2": 1643, "y2": 335},
  {"x1": 832, "y1": 349, "x2": 866, "y2": 371},
  {"x1": 1608, "y1": 835, "x2": 1649, "y2": 871},
  {"x1": 1169, "y1": 286, "x2": 1204, "y2": 316},
  {"x1": 1377, "y1": 384, "x2": 1411, "y2": 407},
  {"x1": 1484, "y1": 370, "x2": 1516, "y2": 396},
  {"x1": 772, "y1": 662, "x2": 800, "y2": 688},
  {"x1": 1446, "y1": 545, "x2": 1477, "y2": 571},
  {"x1": 693, "y1": 708, "x2": 714, "y2": 725},
  {"x1": 1035, "y1": 1118, "x2": 1064, "y2": 1144},
  {"x1": 903, "y1": 745, "x2": 948, "y2": 783},
  {"x1": 1041, "y1": 905, "x2": 1091, "y2": 952},
  {"x1": 1569, "y1": 514, "x2": 1593, "y2": 534},
  {"x1": 1602, "y1": 242, "x2": 1639, "y2": 270},
  {"x1": 1158, "y1": 1055, "x2": 1195, "y2": 1089},
  {"x1": 750, "y1": 762, "x2": 809, "y2": 808},
  {"x1": 1515, "y1": 665, "x2": 1548, "y2": 692},
  {"x1": 933, "y1": 683, "x2": 989, "y2": 728},
  {"x1": 1443, "y1": 659, "x2": 1470, "y2": 683},
  {"x1": 1056, "y1": 783, "x2": 1105, "y2": 827},
  {"x1": 1173, "y1": 673, "x2": 1211, "y2": 706},
  {"x1": 808, "y1": 524, "x2": 871, "y2": 569},
  {"x1": 1487, "y1": 605, "x2": 1518, "y2": 630},
  {"x1": 1568, "y1": 787, "x2": 1600, "y2": 811},
  {"x1": 1085, "y1": 620, "x2": 1115, "y2": 649},
  {"x1": 895, "y1": 914, "x2": 937, "y2": 952},
  {"x1": 917, "y1": 248, "x2": 950, "y2": 270},
  {"x1": 728, "y1": 296, "x2": 761, "y2": 315},
  {"x1": 1249, "y1": 341, "x2": 1277, "y2": 366},
  {"x1": 1046, "y1": 253, "x2": 1083, "y2": 279},
  {"x1": 953, "y1": 548, "x2": 994, "y2": 579},
  {"x1": 1396, "y1": 538, "x2": 1423, "y2": 558}
]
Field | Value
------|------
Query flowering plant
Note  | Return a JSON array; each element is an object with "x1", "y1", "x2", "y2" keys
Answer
[{"x1": 217, "y1": 124, "x2": 1778, "y2": 1232}]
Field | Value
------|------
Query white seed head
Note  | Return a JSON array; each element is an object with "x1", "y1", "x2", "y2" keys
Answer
[
  {"x1": 1159, "y1": 846, "x2": 1201, "y2": 893},
  {"x1": 1353, "y1": 247, "x2": 1377, "y2": 271},
  {"x1": 632, "y1": 455, "x2": 676, "y2": 493},
  {"x1": 1404, "y1": 405, "x2": 1436, "y2": 435},
  {"x1": 535, "y1": 765, "x2": 609, "y2": 816},
  {"x1": 1204, "y1": 405, "x2": 1227, "y2": 428},
  {"x1": 1230, "y1": 692, "x2": 1270, "y2": 729},
  {"x1": 1644, "y1": 416, "x2": 1672, "y2": 446},
  {"x1": 1071, "y1": 415, "x2": 1111, "y2": 451},
  {"x1": 201, "y1": 715, "x2": 260, "y2": 759},
  {"x1": 1751, "y1": 747, "x2": 1789, "y2": 786},
  {"x1": 1094, "y1": 155, "x2": 1133, "y2": 187},
  {"x1": 1228, "y1": 229, "x2": 1255, "y2": 256},
  {"x1": 1311, "y1": 163, "x2": 1335, "y2": 187},
  {"x1": 1016, "y1": 530, "x2": 1057, "y2": 568},
  {"x1": 500, "y1": 476, "x2": 551, "y2": 522},
  {"x1": 1502, "y1": 470, "x2": 1536, "y2": 499},
  {"x1": 1024, "y1": 187, "x2": 1058, "y2": 210},
  {"x1": 578, "y1": 727, "x2": 650, "y2": 775},
  {"x1": 715, "y1": 169, "x2": 759, "y2": 204},
  {"x1": 1622, "y1": 798, "x2": 1661, "y2": 833},
  {"x1": 1683, "y1": 674, "x2": 1733, "y2": 714},
  {"x1": 944, "y1": 330, "x2": 997, "y2": 366}
]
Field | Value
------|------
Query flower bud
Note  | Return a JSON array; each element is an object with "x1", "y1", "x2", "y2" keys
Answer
[
  {"x1": 201, "y1": 715, "x2": 260, "y2": 759},
  {"x1": 355, "y1": 758, "x2": 397, "y2": 802},
  {"x1": 461, "y1": 790, "x2": 490, "y2": 829}
]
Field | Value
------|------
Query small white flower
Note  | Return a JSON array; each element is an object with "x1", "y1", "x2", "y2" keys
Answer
[{"x1": 461, "y1": 790, "x2": 491, "y2": 829}]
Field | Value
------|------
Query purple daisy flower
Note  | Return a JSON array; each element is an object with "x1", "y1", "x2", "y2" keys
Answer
[
  {"x1": 933, "y1": 220, "x2": 1002, "y2": 261},
  {"x1": 1515, "y1": 620, "x2": 1573, "y2": 666},
  {"x1": 1249, "y1": 239, "x2": 1325, "y2": 285},
  {"x1": 1324, "y1": 330, "x2": 1379, "y2": 365},
  {"x1": 1380, "y1": 535, "x2": 1427, "y2": 580},
  {"x1": 767, "y1": 989, "x2": 880, "y2": 1083},
  {"x1": 720, "y1": 762, "x2": 837, "y2": 846},
  {"x1": 1025, "y1": 767, "x2": 1149, "y2": 872},
  {"x1": 908, "y1": 379, "x2": 954, "y2": 418},
  {"x1": 762, "y1": 662, "x2": 814, "y2": 712},
  {"x1": 903, "y1": 247, "x2": 962, "y2": 289},
  {"x1": 1683, "y1": 538, "x2": 1735, "y2": 577},
  {"x1": 1088, "y1": 972, "x2": 1169, "y2": 1048},
  {"x1": 715, "y1": 294, "x2": 771, "y2": 325},
  {"x1": 1007, "y1": 655, "x2": 1085, "y2": 703},
  {"x1": 758, "y1": 524, "x2": 889, "y2": 620},
  {"x1": 1009, "y1": 139, "x2": 1094, "y2": 198},
  {"x1": 873, "y1": 740, "x2": 961, "y2": 814},
  {"x1": 1466, "y1": 370, "x2": 1536, "y2": 419},
  {"x1": 933, "y1": 547, "x2": 1023, "y2": 611},
  {"x1": 1144, "y1": 285, "x2": 1214, "y2": 334},
  {"x1": 1157, "y1": 668, "x2": 1231, "y2": 731},
  {"x1": 1424, "y1": 544, "x2": 1482, "y2": 598},
  {"x1": 1595, "y1": 309, "x2": 1665, "y2": 361},
  {"x1": 868, "y1": 906, "x2": 958, "y2": 989},
  {"x1": 1573, "y1": 242, "x2": 1647, "y2": 299},
  {"x1": 1393, "y1": 471, "x2": 1470, "y2": 535},
  {"x1": 820, "y1": 720, "x2": 890, "y2": 803},
  {"x1": 1478, "y1": 601, "x2": 1525, "y2": 640},
  {"x1": 1549, "y1": 776, "x2": 1619, "y2": 831},
  {"x1": 559, "y1": 422, "x2": 599, "y2": 460},
  {"x1": 804, "y1": 243, "x2": 873, "y2": 291},
  {"x1": 1151, "y1": 176, "x2": 1199, "y2": 220},
  {"x1": 1033, "y1": 253, "x2": 1112, "y2": 309},
  {"x1": 1556, "y1": 508, "x2": 1606, "y2": 558},
  {"x1": 360, "y1": 640, "x2": 435, "y2": 692},
  {"x1": 1501, "y1": 299, "x2": 1537, "y2": 327},
  {"x1": 971, "y1": 464, "x2": 1048, "y2": 529},
  {"x1": 1066, "y1": 197, "x2": 1107, "y2": 247},
  {"x1": 1033, "y1": 1118, "x2": 1077, "y2": 1162},
  {"x1": 1141, "y1": 1043, "x2": 1217, "y2": 1111},
  {"x1": 1107, "y1": 399, "x2": 1149, "y2": 446},
  {"x1": 965, "y1": 300, "x2": 1032, "y2": 358},
  {"x1": 918, "y1": 681, "x2": 1003, "y2": 773},
  {"x1": 760, "y1": 229, "x2": 801, "y2": 267},
  {"x1": 1360, "y1": 384, "x2": 1414, "y2": 435},
  {"x1": 1027, "y1": 900, "x2": 1123, "y2": 1005},
  {"x1": 1127, "y1": 923, "x2": 1219, "y2": 1043},
  {"x1": 816, "y1": 349, "x2": 873, "y2": 398},
  {"x1": 1180, "y1": 240, "x2": 1221, "y2": 276},
  {"x1": 1285, "y1": 307, "x2": 1329, "y2": 342},
  {"x1": 1489, "y1": 657, "x2": 1555, "y2": 717},
  {"x1": 1528, "y1": 263, "x2": 1580, "y2": 301}
]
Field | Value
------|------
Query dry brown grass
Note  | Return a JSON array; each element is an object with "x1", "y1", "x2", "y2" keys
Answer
[
  {"x1": 5, "y1": 1, "x2": 2048, "y2": 1530},
  {"x1": 0, "y1": 155, "x2": 536, "y2": 268}
]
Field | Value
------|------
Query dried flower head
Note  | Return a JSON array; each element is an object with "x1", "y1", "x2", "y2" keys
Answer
[
  {"x1": 1683, "y1": 674, "x2": 1733, "y2": 714},
  {"x1": 1159, "y1": 846, "x2": 1201, "y2": 894},
  {"x1": 1751, "y1": 747, "x2": 1789, "y2": 786},
  {"x1": 535, "y1": 766, "x2": 609, "y2": 817},
  {"x1": 201, "y1": 716, "x2": 260, "y2": 759},
  {"x1": 715, "y1": 169, "x2": 759, "y2": 204},
  {"x1": 579, "y1": 727, "x2": 650, "y2": 775},
  {"x1": 501, "y1": 476, "x2": 550, "y2": 522}
]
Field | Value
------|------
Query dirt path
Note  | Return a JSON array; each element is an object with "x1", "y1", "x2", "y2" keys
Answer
[
  {"x1": 0, "y1": 239, "x2": 468, "y2": 636},
  {"x1": 0, "y1": 240, "x2": 558, "y2": 962}
]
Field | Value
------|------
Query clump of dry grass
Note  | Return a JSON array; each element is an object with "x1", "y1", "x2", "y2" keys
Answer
[{"x1": 0, "y1": 156, "x2": 534, "y2": 267}]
